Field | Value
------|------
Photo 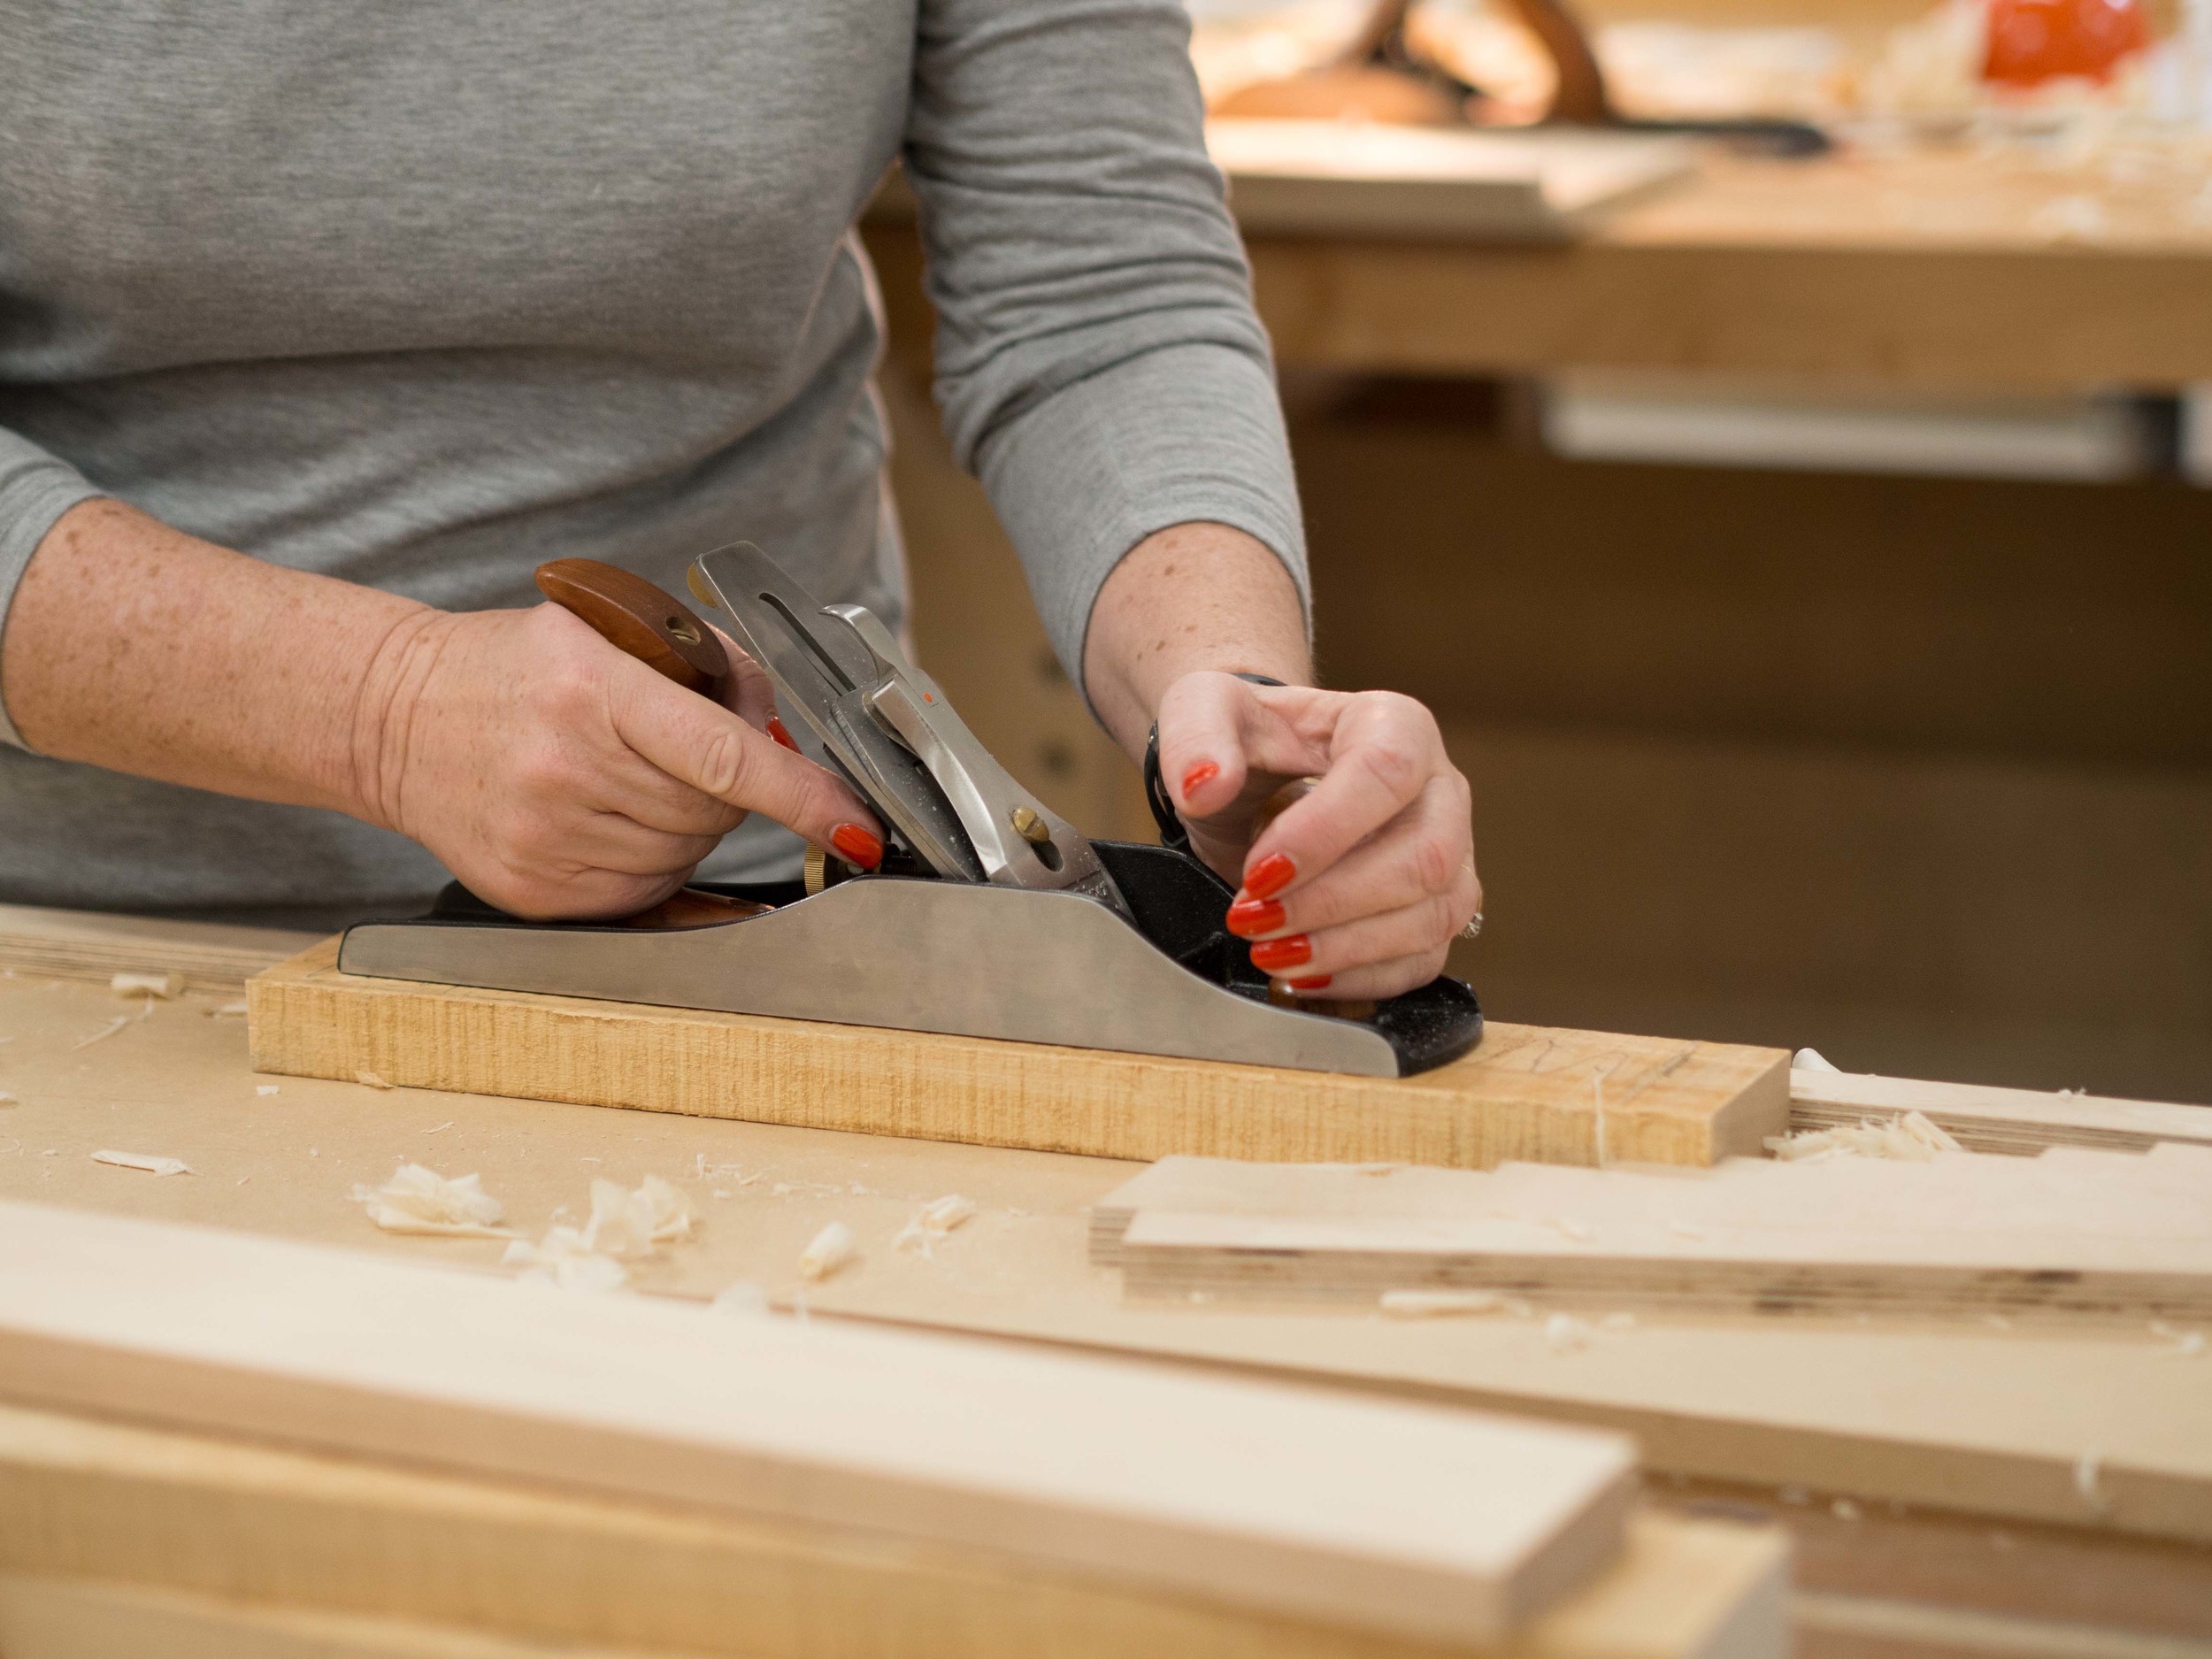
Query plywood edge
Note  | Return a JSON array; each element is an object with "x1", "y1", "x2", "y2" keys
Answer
[
  {"x1": 0, "y1": 1402, "x2": 1785, "y2": 1659},
  {"x1": 249, "y1": 943, "x2": 1784, "y2": 1171}
]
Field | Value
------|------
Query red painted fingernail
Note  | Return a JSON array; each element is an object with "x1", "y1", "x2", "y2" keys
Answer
[
  {"x1": 1249, "y1": 933, "x2": 1312, "y2": 972},
  {"x1": 1286, "y1": 975, "x2": 1333, "y2": 991},
  {"x1": 1244, "y1": 851, "x2": 1296, "y2": 901},
  {"x1": 1225, "y1": 896, "x2": 1286, "y2": 938},
  {"x1": 830, "y1": 824, "x2": 883, "y2": 870},
  {"x1": 767, "y1": 717, "x2": 801, "y2": 753},
  {"x1": 1179, "y1": 760, "x2": 1220, "y2": 801}
]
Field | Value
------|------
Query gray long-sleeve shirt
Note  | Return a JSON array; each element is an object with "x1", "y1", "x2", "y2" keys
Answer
[{"x1": 0, "y1": 0, "x2": 1304, "y2": 925}]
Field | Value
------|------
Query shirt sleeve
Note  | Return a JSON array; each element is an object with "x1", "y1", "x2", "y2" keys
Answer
[
  {"x1": 0, "y1": 429, "x2": 104, "y2": 749},
  {"x1": 902, "y1": 0, "x2": 1309, "y2": 702}
]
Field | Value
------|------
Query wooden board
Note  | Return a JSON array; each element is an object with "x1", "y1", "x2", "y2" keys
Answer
[
  {"x1": 4, "y1": 956, "x2": 2203, "y2": 1548},
  {"x1": 245, "y1": 941, "x2": 1787, "y2": 1171},
  {"x1": 1790, "y1": 1067, "x2": 2212, "y2": 1156},
  {"x1": 0, "y1": 1406, "x2": 1786, "y2": 1659},
  {"x1": 1099, "y1": 1149, "x2": 2212, "y2": 1325},
  {"x1": 0, "y1": 1198, "x2": 1641, "y2": 1646},
  {"x1": 0, "y1": 902, "x2": 313, "y2": 996}
]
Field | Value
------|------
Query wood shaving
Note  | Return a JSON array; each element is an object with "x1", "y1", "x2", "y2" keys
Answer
[
  {"x1": 503, "y1": 1228, "x2": 629, "y2": 1292},
  {"x1": 91, "y1": 1148, "x2": 191, "y2": 1177},
  {"x1": 1765, "y1": 1110, "x2": 1962, "y2": 1162},
  {"x1": 0, "y1": 1090, "x2": 15, "y2": 1106},
  {"x1": 354, "y1": 1069, "x2": 396, "y2": 1091},
  {"x1": 895, "y1": 1193, "x2": 978, "y2": 1254},
  {"x1": 352, "y1": 1164, "x2": 511, "y2": 1238},
  {"x1": 1832, "y1": 1498, "x2": 1861, "y2": 1520},
  {"x1": 2149, "y1": 1321, "x2": 2206, "y2": 1357},
  {"x1": 424, "y1": 1121, "x2": 454, "y2": 1134},
  {"x1": 71, "y1": 1016, "x2": 131, "y2": 1050},
  {"x1": 211, "y1": 999, "x2": 250, "y2": 1019},
  {"x1": 798, "y1": 1220, "x2": 856, "y2": 1282},
  {"x1": 256, "y1": 1084, "x2": 280, "y2": 1096},
  {"x1": 1379, "y1": 1289, "x2": 1509, "y2": 1318},
  {"x1": 580, "y1": 1174, "x2": 692, "y2": 1256},
  {"x1": 1549, "y1": 1216, "x2": 1593, "y2": 1241},
  {"x1": 110, "y1": 970, "x2": 184, "y2": 1000}
]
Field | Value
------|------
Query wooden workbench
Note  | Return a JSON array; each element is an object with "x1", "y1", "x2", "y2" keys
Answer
[
  {"x1": 869, "y1": 144, "x2": 2212, "y2": 390},
  {"x1": 1, "y1": 922, "x2": 2207, "y2": 1658}
]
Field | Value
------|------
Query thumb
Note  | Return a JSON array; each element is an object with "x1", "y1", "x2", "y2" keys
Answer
[
  {"x1": 1154, "y1": 672, "x2": 1256, "y2": 822},
  {"x1": 612, "y1": 672, "x2": 885, "y2": 867}
]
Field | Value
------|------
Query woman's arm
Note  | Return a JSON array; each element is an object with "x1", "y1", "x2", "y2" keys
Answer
[
  {"x1": 1, "y1": 499, "x2": 881, "y2": 916},
  {"x1": 1086, "y1": 521, "x2": 1482, "y2": 1002}
]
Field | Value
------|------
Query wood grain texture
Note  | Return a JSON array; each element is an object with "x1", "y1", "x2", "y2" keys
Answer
[
  {"x1": 0, "y1": 1198, "x2": 1642, "y2": 1645},
  {"x1": 0, "y1": 1407, "x2": 1787, "y2": 1659},
  {"x1": 247, "y1": 941, "x2": 1787, "y2": 1171}
]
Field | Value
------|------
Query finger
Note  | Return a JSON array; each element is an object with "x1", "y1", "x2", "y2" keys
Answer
[
  {"x1": 1245, "y1": 880, "x2": 1472, "y2": 982},
  {"x1": 1242, "y1": 693, "x2": 1448, "y2": 897},
  {"x1": 606, "y1": 667, "x2": 886, "y2": 866},
  {"x1": 1153, "y1": 671, "x2": 1256, "y2": 820},
  {"x1": 1270, "y1": 948, "x2": 1451, "y2": 1003},
  {"x1": 1226, "y1": 777, "x2": 1473, "y2": 938},
  {"x1": 532, "y1": 810, "x2": 726, "y2": 879}
]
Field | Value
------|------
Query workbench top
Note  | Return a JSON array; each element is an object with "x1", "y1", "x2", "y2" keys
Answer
[{"x1": 3, "y1": 941, "x2": 2208, "y2": 1656}]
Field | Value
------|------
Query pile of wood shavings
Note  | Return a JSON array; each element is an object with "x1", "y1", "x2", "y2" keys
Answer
[
  {"x1": 894, "y1": 1194, "x2": 978, "y2": 1255},
  {"x1": 502, "y1": 1174, "x2": 694, "y2": 1292},
  {"x1": 1765, "y1": 1110, "x2": 1963, "y2": 1162},
  {"x1": 353, "y1": 1164, "x2": 512, "y2": 1238}
]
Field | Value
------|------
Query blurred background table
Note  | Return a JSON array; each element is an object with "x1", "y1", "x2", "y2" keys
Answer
[{"x1": 861, "y1": 0, "x2": 2212, "y2": 1105}]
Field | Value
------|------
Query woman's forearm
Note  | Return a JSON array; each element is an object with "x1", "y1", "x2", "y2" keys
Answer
[
  {"x1": 0, "y1": 498, "x2": 426, "y2": 816},
  {"x1": 1080, "y1": 521, "x2": 1313, "y2": 760}
]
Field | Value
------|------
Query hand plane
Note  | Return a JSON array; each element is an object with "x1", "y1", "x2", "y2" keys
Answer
[{"x1": 338, "y1": 545, "x2": 1483, "y2": 1078}]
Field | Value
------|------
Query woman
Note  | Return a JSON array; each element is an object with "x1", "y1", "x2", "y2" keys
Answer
[{"x1": 0, "y1": 0, "x2": 1479, "y2": 1002}]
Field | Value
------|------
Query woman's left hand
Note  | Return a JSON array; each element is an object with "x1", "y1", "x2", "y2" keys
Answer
[{"x1": 1154, "y1": 672, "x2": 1481, "y2": 1001}]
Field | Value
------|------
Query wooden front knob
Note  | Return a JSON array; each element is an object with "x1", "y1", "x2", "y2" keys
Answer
[{"x1": 534, "y1": 558, "x2": 729, "y2": 699}]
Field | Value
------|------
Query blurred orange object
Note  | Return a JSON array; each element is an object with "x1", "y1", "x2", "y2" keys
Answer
[{"x1": 1982, "y1": 0, "x2": 2150, "y2": 85}]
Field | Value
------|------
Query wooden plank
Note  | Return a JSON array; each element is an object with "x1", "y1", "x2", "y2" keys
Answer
[
  {"x1": 0, "y1": 902, "x2": 314, "y2": 996},
  {"x1": 0, "y1": 1406, "x2": 1785, "y2": 1659},
  {"x1": 1102, "y1": 1149, "x2": 2212, "y2": 1325},
  {"x1": 245, "y1": 941, "x2": 1786, "y2": 1171},
  {"x1": 1790, "y1": 1068, "x2": 2212, "y2": 1156},
  {"x1": 0, "y1": 1199, "x2": 1640, "y2": 1646},
  {"x1": 4, "y1": 957, "x2": 2200, "y2": 1548}
]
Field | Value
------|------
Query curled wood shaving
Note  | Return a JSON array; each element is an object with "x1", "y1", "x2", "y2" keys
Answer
[
  {"x1": 211, "y1": 999, "x2": 250, "y2": 1019},
  {"x1": 110, "y1": 971, "x2": 184, "y2": 1000},
  {"x1": 1765, "y1": 1109, "x2": 1962, "y2": 1162},
  {"x1": 355, "y1": 1069, "x2": 396, "y2": 1091},
  {"x1": 895, "y1": 1193, "x2": 978, "y2": 1254},
  {"x1": 91, "y1": 1148, "x2": 191, "y2": 1177},
  {"x1": 798, "y1": 1220, "x2": 856, "y2": 1282},
  {"x1": 503, "y1": 1228, "x2": 629, "y2": 1292},
  {"x1": 352, "y1": 1164, "x2": 511, "y2": 1237},
  {"x1": 72, "y1": 1016, "x2": 132, "y2": 1051},
  {"x1": 256, "y1": 1084, "x2": 280, "y2": 1096},
  {"x1": 0, "y1": 1090, "x2": 15, "y2": 1107},
  {"x1": 581, "y1": 1174, "x2": 691, "y2": 1256},
  {"x1": 1544, "y1": 1313, "x2": 1594, "y2": 1352}
]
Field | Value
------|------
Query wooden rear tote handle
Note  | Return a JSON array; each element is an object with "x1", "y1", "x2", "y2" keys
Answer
[{"x1": 534, "y1": 558, "x2": 730, "y2": 700}]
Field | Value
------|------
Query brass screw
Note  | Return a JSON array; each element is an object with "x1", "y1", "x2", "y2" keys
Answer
[{"x1": 1010, "y1": 806, "x2": 1051, "y2": 845}]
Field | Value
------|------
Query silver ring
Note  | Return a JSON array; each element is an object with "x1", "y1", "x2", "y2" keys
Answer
[{"x1": 1459, "y1": 910, "x2": 1484, "y2": 941}]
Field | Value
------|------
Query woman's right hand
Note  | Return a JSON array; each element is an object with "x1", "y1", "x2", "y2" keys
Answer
[{"x1": 349, "y1": 600, "x2": 883, "y2": 919}]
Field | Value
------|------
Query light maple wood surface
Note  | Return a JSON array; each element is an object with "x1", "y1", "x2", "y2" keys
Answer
[
  {"x1": 0, "y1": 1198, "x2": 1641, "y2": 1646},
  {"x1": 246, "y1": 940, "x2": 1788, "y2": 1171},
  {"x1": 0, "y1": 960, "x2": 2203, "y2": 1547},
  {"x1": 0, "y1": 1405, "x2": 1786, "y2": 1659},
  {"x1": 1100, "y1": 1148, "x2": 2212, "y2": 1324}
]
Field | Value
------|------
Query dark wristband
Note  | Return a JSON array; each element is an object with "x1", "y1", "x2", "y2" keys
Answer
[{"x1": 1142, "y1": 673, "x2": 1287, "y2": 851}]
